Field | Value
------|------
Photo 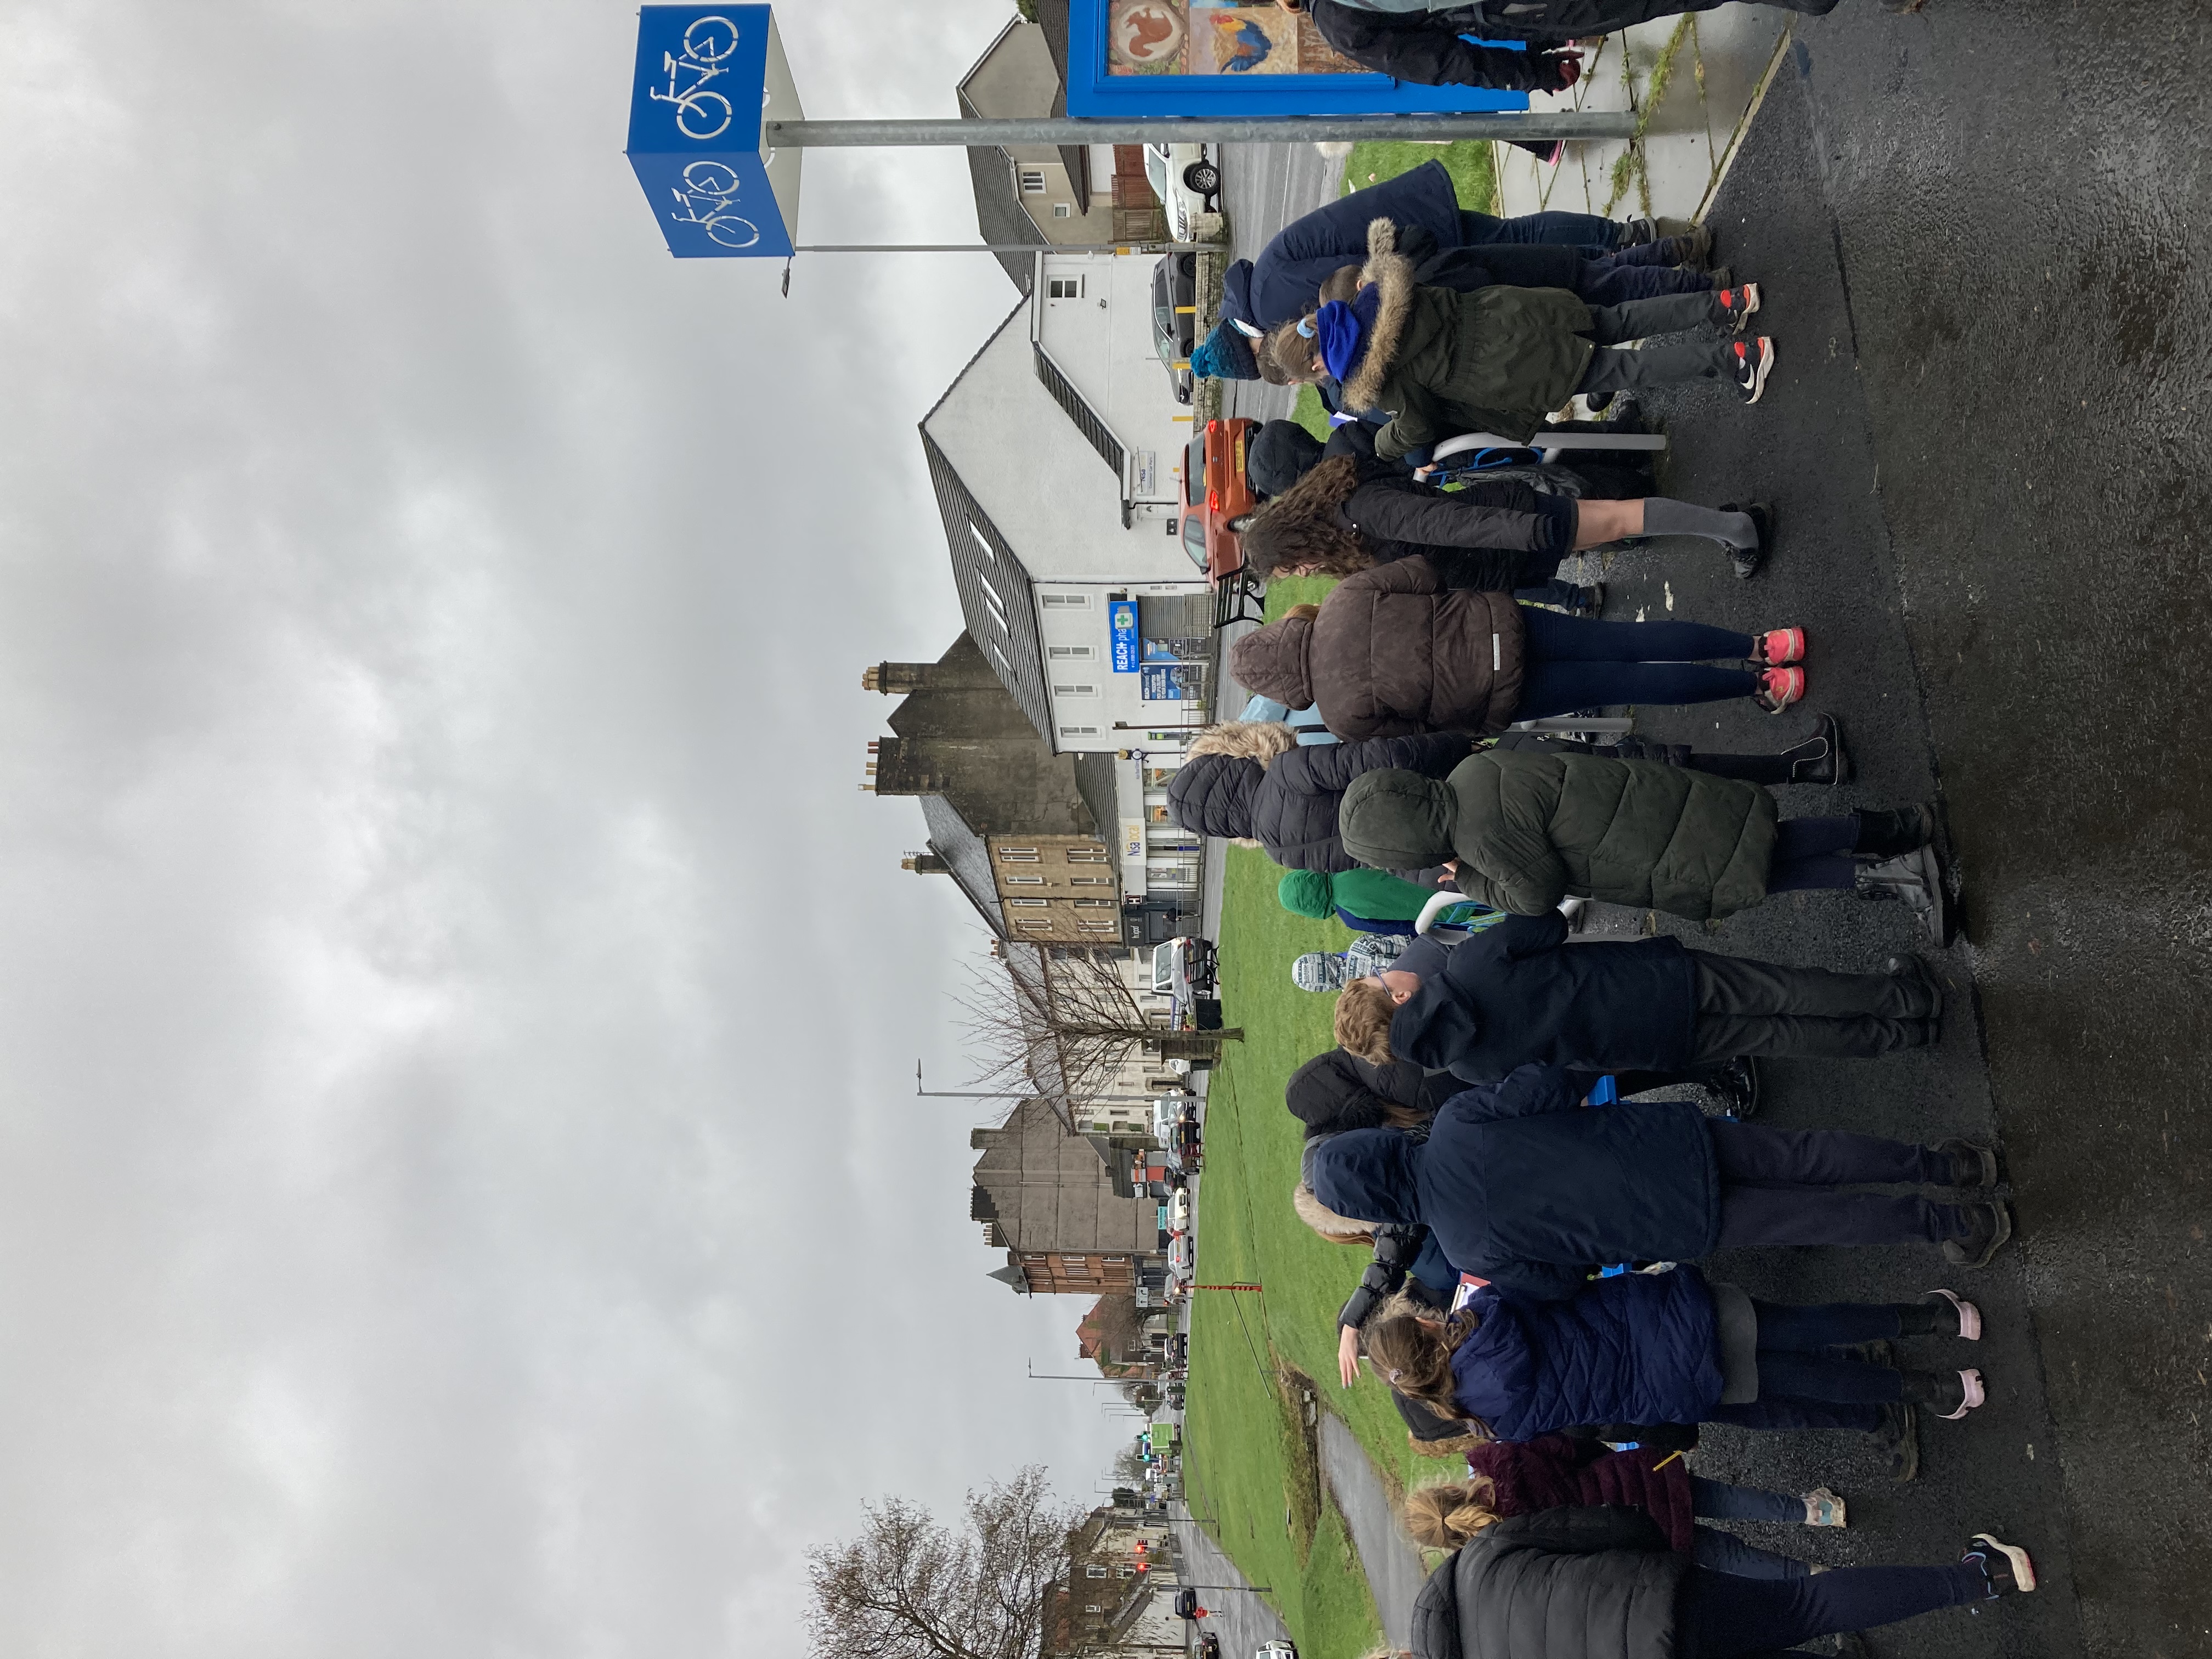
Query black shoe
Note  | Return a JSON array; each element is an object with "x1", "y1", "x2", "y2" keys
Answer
[
  {"x1": 1852, "y1": 804, "x2": 1937, "y2": 857},
  {"x1": 1902, "y1": 1365, "x2": 1985, "y2": 1419},
  {"x1": 1714, "y1": 500, "x2": 1770, "y2": 579},
  {"x1": 1941, "y1": 1200, "x2": 2014, "y2": 1269},
  {"x1": 1884, "y1": 953, "x2": 1945, "y2": 1019},
  {"x1": 1702, "y1": 1055, "x2": 1760, "y2": 1118},
  {"x1": 1962, "y1": 1533, "x2": 2037, "y2": 1595},
  {"x1": 1932, "y1": 1137, "x2": 1998, "y2": 1188},
  {"x1": 1572, "y1": 583, "x2": 1607, "y2": 618},
  {"x1": 1781, "y1": 713, "x2": 1847, "y2": 785},
  {"x1": 1875, "y1": 1400, "x2": 1919, "y2": 1482}
]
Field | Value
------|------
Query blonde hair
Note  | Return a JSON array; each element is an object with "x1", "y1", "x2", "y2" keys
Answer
[
  {"x1": 1334, "y1": 979, "x2": 1398, "y2": 1064},
  {"x1": 1366, "y1": 1293, "x2": 1488, "y2": 1433},
  {"x1": 1293, "y1": 1181, "x2": 1375, "y2": 1245},
  {"x1": 1184, "y1": 720, "x2": 1299, "y2": 766},
  {"x1": 1403, "y1": 1479, "x2": 1504, "y2": 1549}
]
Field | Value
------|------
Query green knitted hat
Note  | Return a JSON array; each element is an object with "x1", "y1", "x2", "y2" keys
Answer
[{"x1": 1277, "y1": 868, "x2": 1334, "y2": 919}]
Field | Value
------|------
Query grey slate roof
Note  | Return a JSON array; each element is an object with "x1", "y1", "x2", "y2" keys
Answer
[
  {"x1": 918, "y1": 335, "x2": 1054, "y2": 742},
  {"x1": 919, "y1": 793, "x2": 1007, "y2": 938}
]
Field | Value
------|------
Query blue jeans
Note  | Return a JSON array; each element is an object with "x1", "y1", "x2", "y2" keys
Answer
[
  {"x1": 1460, "y1": 207, "x2": 1621, "y2": 250},
  {"x1": 1512, "y1": 606, "x2": 1757, "y2": 719},
  {"x1": 1677, "y1": 1562, "x2": 1986, "y2": 1659}
]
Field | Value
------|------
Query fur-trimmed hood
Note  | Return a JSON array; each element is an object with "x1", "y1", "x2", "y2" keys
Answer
[{"x1": 1342, "y1": 217, "x2": 1418, "y2": 412}]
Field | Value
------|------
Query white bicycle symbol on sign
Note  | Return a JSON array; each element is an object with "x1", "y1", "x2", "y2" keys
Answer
[
  {"x1": 650, "y1": 15, "x2": 742, "y2": 140},
  {"x1": 667, "y1": 160, "x2": 760, "y2": 248}
]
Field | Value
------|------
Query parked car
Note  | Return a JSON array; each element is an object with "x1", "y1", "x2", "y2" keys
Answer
[
  {"x1": 1169, "y1": 1233, "x2": 1195, "y2": 1278},
  {"x1": 1152, "y1": 1093, "x2": 1196, "y2": 1146},
  {"x1": 1178, "y1": 416, "x2": 1260, "y2": 583},
  {"x1": 1174, "y1": 1119, "x2": 1203, "y2": 1169},
  {"x1": 1173, "y1": 1589, "x2": 1202, "y2": 1621},
  {"x1": 1167, "y1": 1189, "x2": 1191, "y2": 1234},
  {"x1": 1258, "y1": 1644, "x2": 1299, "y2": 1659},
  {"x1": 1198, "y1": 1634, "x2": 1220, "y2": 1659},
  {"x1": 1150, "y1": 252, "x2": 1198, "y2": 404},
  {"x1": 1167, "y1": 1331, "x2": 1189, "y2": 1365},
  {"x1": 1143, "y1": 141, "x2": 1219, "y2": 244},
  {"x1": 1152, "y1": 935, "x2": 1217, "y2": 998}
]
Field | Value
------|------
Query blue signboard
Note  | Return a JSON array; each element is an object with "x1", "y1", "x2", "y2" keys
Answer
[
  {"x1": 627, "y1": 7, "x2": 804, "y2": 258},
  {"x1": 1110, "y1": 601, "x2": 1141, "y2": 673},
  {"x1": 1142, "y1": 664, "x2": 1206, "y2": 701},
  {"x1": 1067, "y1": 0, "x2": 1525, "y2": 116}
]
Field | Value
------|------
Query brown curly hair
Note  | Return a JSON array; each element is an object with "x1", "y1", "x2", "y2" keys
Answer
[{"x1": 1242, "y1": 455, "x2": 1373, "y2": 580}]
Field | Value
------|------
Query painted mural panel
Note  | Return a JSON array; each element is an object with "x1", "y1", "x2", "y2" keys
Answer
[{"x1": 1107, "y1": 1, "x2": 1362, "y2": 78}]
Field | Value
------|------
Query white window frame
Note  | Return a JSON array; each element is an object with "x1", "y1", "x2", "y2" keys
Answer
[
  {"x1": 1041, "y1": 591, "x2": 1092, "y2": 610},
  {"x1": 1053, "y1": 682, "x2": 1100, "y2": 698},
  {"x1": 1019, "y1": 168, "x2": 1047, "y2": 194},
  {"x1": 1047, "y1": 275, "x2": 1084, "y2": 298},
  {"x1": 1048, "y1": 644, "x2": 1095, "y2": 660}
]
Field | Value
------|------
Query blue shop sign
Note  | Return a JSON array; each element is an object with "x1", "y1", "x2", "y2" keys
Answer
[
  {"x1": 1142, "y1": 664, "x2": 1205, "y2": 701},
  {"x1": 1110, "y1": 601, "x2": 1141, "y2": 673},
  {"x1": 626, "y1": 6, "x2": 805, "y2": 258}
]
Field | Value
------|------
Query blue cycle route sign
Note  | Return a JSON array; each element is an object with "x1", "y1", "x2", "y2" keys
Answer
[{"x1": 626, "y1": 5, "x2": 804, "y2": 258}]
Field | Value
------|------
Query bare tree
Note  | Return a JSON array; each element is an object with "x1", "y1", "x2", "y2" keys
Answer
[
  {"x1": 956, "y1": 945, "x2": 1240, "y2": 1113},
  {"x1": 805, "y1": 1466, "x2": 1082, "y2": 1659}
]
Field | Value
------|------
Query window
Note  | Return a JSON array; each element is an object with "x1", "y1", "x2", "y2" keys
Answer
[
  {"x1": 1005, "y1": 875, "x2": 1044, "y2": 886},
  {"x1": 1053, "y1": 202, "x2": 1073, "y2": 219},
  {"x1": 1015, "y1": 919, "x2": 1051, "y2": 933},
  {"x1": 1059, "y1": 725, "x2": 1101, "y2": 739},
  {"x1": 1048, "y1": 644, "x2": 1094, "y2": 661},
  {"x1": 1120, "y1": 1565, "x2": 1137, "y2": 1578},
  {"x1": 966, "y1": 521, "x2": 996, "y2": 565},
  {"x1": 1053, "y1": 682, "x2": 1099, "y2": 698},
  {"x1": 1087, "y1": 1566, "x2": 1109, "y2": 1580},
  {"x1": 1047, "y1": 275, "x2": 1084, "y2": 299},
  {"x1": 1075, "y1": 899, "x2": 1113, "y2": 909},
  {"x1": 1079, "y1": 921, "x2": 1118, "y2": 934},
  {"x1": 1069, "y1": 876, "x2": 1113, "y2": 887},
  {"x1": 974, "y1": 565, "x2": 1011, "y2": 631},
  {"x1": 998, "y1": 848, "x2": 1037, "y2": 861},
  {"x1": 1019, "y1": 168, "x2": 1047, "y2": 194},
  {"x1": 1066, "y1": 847, "x2": 1108, "y2": 863},
  {"x1": 1009, "y1": 898, "x2": 1049, "y2": 909},
  {"x1": 1041, "y1": 592, "x2": 1091, "y2": 610}
]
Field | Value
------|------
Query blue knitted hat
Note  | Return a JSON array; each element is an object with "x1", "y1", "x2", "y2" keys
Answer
[{"x1": 1190, "y1": 319, "x2": 1260, "y2": 382}]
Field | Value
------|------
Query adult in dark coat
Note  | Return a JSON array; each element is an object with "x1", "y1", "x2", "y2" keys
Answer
[
  {"x1": 1308, "y1": 0, "x2": 1843, "y2": 90},
  {"x1": 1164, "y1": 730, "x2": 1473, "y2": 872},
  {"x1": 1410, "y1": 1506, "x2": 2032, "y2": 1659},
  {"x1": 1220, "y1": 160, "x2": 1632, "y2": 335},
  {"x1": 1309, "y1": 1064, "x2": 2011, "y2": 1297},
  {"x1": 1380, "y1": 910, "x2": 1936, "y2": 1074}
]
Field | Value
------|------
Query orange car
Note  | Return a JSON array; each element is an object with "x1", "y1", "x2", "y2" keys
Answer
[{"x1": 1176, "y1": 416, "x2": 1259, "y2": 584}]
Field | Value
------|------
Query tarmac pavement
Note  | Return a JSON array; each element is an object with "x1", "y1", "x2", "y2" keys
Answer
[{"x1": 1171, "y1": 1514, "x2": 1292, "y2": 1659}]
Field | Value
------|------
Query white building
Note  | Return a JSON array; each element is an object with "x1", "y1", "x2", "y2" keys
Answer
[{"x1": 920, "y1": 252, "x2": 1215, "y2": 907}]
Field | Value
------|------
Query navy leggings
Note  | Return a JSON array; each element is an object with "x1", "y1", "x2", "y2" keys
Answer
[
  {"x1": 1764, "y1": 814, "x2": 1863, "y2": 892},
  {"x1": 1704, "y1": 1299, "x2": 1920, "y2": 1435},
  {"x1": 1512, "y1": 607, "x2": 1757, "y2": 719},
  {"x1": 1677, "y1": 1561, "x2": 1987, "y2": 1658}
]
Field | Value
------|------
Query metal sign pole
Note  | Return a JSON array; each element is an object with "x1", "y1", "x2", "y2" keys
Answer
[{"x1": 766, "y1": 112, "x2": 1637, "y2": 146}]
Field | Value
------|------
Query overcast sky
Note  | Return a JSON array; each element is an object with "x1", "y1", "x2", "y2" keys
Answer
[{"x1": 0, "y1": 3, "x2": 1136, "y2": 1653}]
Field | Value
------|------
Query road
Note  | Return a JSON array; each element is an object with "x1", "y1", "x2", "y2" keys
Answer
[
  {"x1": 1215, "y1": 140, "x2": 1343, "y2": 426},
  {"x1": 1171, "y1": 1513, "x2": 1292, "y2": 1659},
  {"x1": 1195, "y1": 9, "x2": 2212, "y2": 1651}
]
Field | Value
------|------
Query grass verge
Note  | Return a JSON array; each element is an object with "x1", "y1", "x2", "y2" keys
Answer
[{"x1": 1340, "y1": 141, "x2": 1496, "y2": 216}]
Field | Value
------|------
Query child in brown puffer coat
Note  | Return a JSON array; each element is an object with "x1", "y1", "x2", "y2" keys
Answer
[{"x1": 1407, "y1": 1444, "x2": 1844, "y2": 1580}]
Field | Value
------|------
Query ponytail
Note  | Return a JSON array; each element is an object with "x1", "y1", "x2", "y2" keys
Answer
[
  {"x1": 1403, "y1": 1479, "x2": 1504, "y2": 1549},
  {"x1": 1365, "y1": 1294, "x2": 1491, "y2": 1436}
]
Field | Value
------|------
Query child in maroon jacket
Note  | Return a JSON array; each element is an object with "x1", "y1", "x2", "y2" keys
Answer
[{"x1": 1404, "y1": 1437, "x2": 1846, "y2": 1579}]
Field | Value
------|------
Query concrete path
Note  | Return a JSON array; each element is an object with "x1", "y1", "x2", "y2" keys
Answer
[
  {"x1": 1495, "y1": 2, "x2": 1792, "y2": 228},
  {"x1": 1171, "y1": 1515, "x2": 1291, "y2": 1659},
  {"x1": 1316, "y1": 1415, "x2": 1428, "y2": 1652}
]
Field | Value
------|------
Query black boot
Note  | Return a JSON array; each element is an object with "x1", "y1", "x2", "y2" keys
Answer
[
  {"x1": 1781, "y1": 714, "x2": 1848, "y2": 785},
  {"x1": 1940, "y1": 1200, "x2": 2014, "y2": 1269},
  {"x1": 1874, "y1": 1401, "x2": 1919, "y2": 1482},
  {"x1": 1852, "y1": 804, "x2": 1936, "y2": 857},
  {"x1": 1931, "y1": 1137, "x2": 1999, "y2": 1188},
  {"x1": 1700, "y1": 1055, "x2": 1760, "y2": 1118},
  {"x1": 1885, "y1": 953, "x2": 1944, "y2": 1018}
]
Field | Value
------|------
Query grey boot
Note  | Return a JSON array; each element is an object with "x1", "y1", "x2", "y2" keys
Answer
[{"x1": 1857, "y1": 847, "x2": 1950, "y2": 944}]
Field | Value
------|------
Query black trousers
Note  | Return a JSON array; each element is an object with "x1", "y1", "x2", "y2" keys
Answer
[
  {"x1": 1476, "y1": 0, "x2": 1836, "y2": 38},
  {"x1": 1708, "y1": 1120, "x2": 1974, "y2": 1249},
  {"x1": 1688, "y1": 955, "x2": 1932, "y2": 1061}
]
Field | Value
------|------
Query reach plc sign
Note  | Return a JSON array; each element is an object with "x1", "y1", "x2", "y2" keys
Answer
[{"x1": 626, "y1": 5, "x2": 804, "y2": 259}]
